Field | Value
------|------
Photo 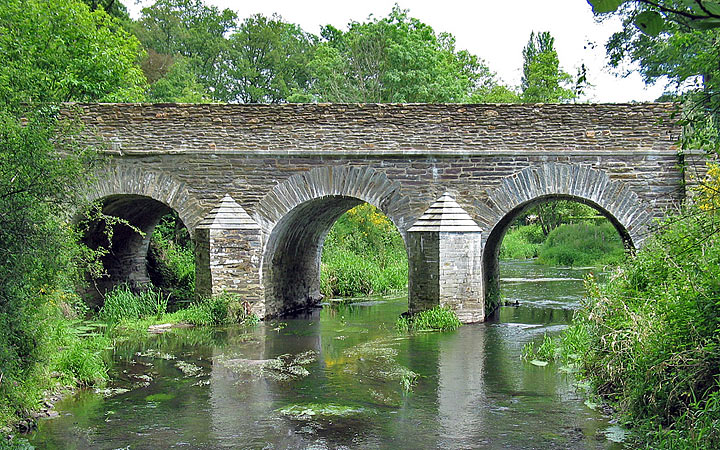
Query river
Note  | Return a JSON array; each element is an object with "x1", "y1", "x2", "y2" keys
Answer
[{"x1": 29, "y1": 260, "x2": 622, "y2": 449}]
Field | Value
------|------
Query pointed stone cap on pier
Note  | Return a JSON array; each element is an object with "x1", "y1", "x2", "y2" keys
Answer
[
  {"x1": 197, "y1": 194, "x2": 260, "y2": 230},
  {"x1": 408, "y1": 193, "x2": 482, "y2": 233}
]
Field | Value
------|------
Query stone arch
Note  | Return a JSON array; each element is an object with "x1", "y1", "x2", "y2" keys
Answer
[
  {"x1": 481, "y1": 163, "x2": 654, "y2": 314},
  {"x1": 80, "y1": 166, "x2": 205, "y2": 304},
  {"x1": 255, "y1": 165, "x2": 411, "y2": 317},
  {"x1": 84, "y1": 166, "x2": 205, "y2": 232}
]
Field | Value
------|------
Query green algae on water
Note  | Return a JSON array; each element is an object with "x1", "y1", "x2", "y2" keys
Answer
[{"x1": 278, "y1": 403, "x2": 368, "y2": 420}]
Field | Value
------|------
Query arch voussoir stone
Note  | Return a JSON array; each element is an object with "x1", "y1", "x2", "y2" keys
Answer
[
  {"x1": 253, "y1": 165, "x2": 413, "y2": 318},
  {"x1": 255, "y1": 165, "x2": 410, "y2": 233},
  {"x1": 85, "y1": 166, "x2": 204, "y2": 232},
  {"x1": 490, "y1": 163, "x2": 656, "y2": 249}
]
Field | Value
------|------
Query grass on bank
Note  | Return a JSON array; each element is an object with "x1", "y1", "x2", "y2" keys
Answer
[
  {"x1": 524, "y1": 205, "x2": 720, "y2": 449},
  {"x1": 500, "y1": 221, "x2": 625, "y2": 267},
  {"x1": 99, "y1": 285, "x2": 260, "y2": 331}
]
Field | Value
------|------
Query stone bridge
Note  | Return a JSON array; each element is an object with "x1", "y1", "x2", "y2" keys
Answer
[{"x1": 70, "y1": 103, "x2": 686, "y2": 322}]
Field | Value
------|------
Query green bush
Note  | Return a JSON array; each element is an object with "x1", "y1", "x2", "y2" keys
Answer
[
  {"x1": 171, "y1": 294, "x2": 259, "y2": 326},
  {"x1": 147, "y1": 212, "x2": 195, "y2": 304},
  {"x1": 396, "y1": 306, "x2": 461, "y2": 332},
  {"x1": 0, "y1": 108, "x2": 100, "y2": 427},
  {"x1": 500, "y1": 224, "x2": 544, "y2": 259},
  {"x1": 537, "y1": 222, "x2": 625, "y2": 266},
  {"x1": 321, "y1": 204, "x2": 408, "y2": 297},
  {"x1": 567, "y1": 207, "x2": 720, "y2": 448}
]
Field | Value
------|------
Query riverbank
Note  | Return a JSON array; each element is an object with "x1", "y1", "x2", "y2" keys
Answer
[
  {"x1": 500, "y1": 222, "x2": 626, "y2": 267},
  {"x1": 526, "y1": 204, "x2": 720, "y2": 448}
]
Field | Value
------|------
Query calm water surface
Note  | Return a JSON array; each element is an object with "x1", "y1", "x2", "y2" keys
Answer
[{"x1": 29, "y1": 260, "x2": 620, "y2": 449}]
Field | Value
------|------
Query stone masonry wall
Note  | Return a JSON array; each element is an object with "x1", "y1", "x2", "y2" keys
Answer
[
  {"x1": 73, "y1": 103, "x2": 682, "y2": 234},
  {"x1": 439, "y1": 231, "x2": 484, "y2": 323},
  {"x1": 407, "y1": 231, "x2": 440, "y2": 313},
  {"x1": 71, "y1": 103, "x2": 685, "y2": 319}
]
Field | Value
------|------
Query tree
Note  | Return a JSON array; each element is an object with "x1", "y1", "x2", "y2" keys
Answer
[
  {"x1": 520, "y1": 31, "x2": 576, "y2": 103},
  {"x1": 0, "y1": 0, "x2": 151, "y2": 424},
  {"x1": 81, "y1": 0, "x2": 129, "y2": 19},
  {"x1": 0, "y1": 0, "x2": 147, "y2": 105},
  {"x1": 146, "y1": 55, "x2": 211, "y2": 103},
  {"x1": 308, "y1": 6, "x2": 503, "y2": 103},
  {"x1": 214, "y1": 14, "x2": 317, "y2": 103},
  {"x1": 132, "y1": 0, "x2": 237, "y2": 97}
]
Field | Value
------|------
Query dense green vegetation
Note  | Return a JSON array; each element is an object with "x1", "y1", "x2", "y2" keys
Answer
[
  {"x1": 99, "y1": 286, "x2": 258, "y2": 329},
  {"x1": 321, "y1": 204, "x2": 407, "y2": 298},
  {"x1": 524, "y1": 200, "x2": 719, "y2": 448},
  {"x1": 499, "y1": 224, "x2": 545, "y2": 260},
  {"x1": 500, "y1": 201, "x2": 625, "y2": 267},
  {"x1": 0, "y1": 0, "x2": 146, "y2": 431},
  {"x1": 538, "y1": 222, "x2": 625, "y2": 266},
  {"x1": 147, "y1": 213, "x2": 195, "y2": 305}
]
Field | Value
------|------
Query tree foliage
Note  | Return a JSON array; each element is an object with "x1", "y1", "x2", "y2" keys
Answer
[
  {"x1": 308, "y1": 6, "x2": 505, "y2": 103},
  {"x1": 132, "y1": 0, "x2": 237, "y2": 97},
  {"x1": 0, "y1": 0, "x2": 146, "y2": 105},
  {"x1": 520, "y1": 31, "x2": 576, "y2": 103},
  {"x1": 215, "y1": 14, "x2": 317, "y2": 103},
  {"x1": 145, "y1": 55, "x2": 211, "y2": 103},
  {"x1": 80, "y1": 0, "x2": 130, "y2": 19},
  {"x1": 0, "y1": 0, "x2": 153, "y2": 425}
]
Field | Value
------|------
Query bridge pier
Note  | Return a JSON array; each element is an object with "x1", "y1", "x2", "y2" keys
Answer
[
  {"x1": 195, "y1": 195, "x2": 266, "y2": 316},
  {"x1": 408, "y1": 194, "x2": 485, "y2": 323}
]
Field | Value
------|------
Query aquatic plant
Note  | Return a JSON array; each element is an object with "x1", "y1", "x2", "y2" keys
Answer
[
  {"x1": 99, "y1": 285, "x2": 168, "y2": 323},
  {"x1": 214, "y1": 350, "x2": 318, "y2": 382},
  {"x1": 521, "y1": 333, "x2": 558, "y2": 364},
  {"x1": 395, "y1": 306, "x2": 461, "y2": 332},
  {"x1": 342, "y1": 339, "x2": 418, "y2": 397},
  {"x1": 278, "y1": 403, "x2": 368, "y2": 420}
]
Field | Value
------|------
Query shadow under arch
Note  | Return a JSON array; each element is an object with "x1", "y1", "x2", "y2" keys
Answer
[
  {"x1": 481, "y1": 163, "x2": 655, "y2": 316},
  {"x1": 255, "y1": 166, "x2": 412, "y2": 318},
  {"x1": 79, "y1": 167, "x2": 205, "y2": 305}
]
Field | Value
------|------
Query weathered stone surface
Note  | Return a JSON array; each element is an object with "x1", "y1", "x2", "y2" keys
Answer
[
  {"x1": 71, "y1": 103, "x2": 687, "y2": 322},
  {"x1": 408, "y1": 194, "x2": 483, "y2": 322},
  {"x1": 196, "y1": 195, "x2": 264, "y2": 315}
]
